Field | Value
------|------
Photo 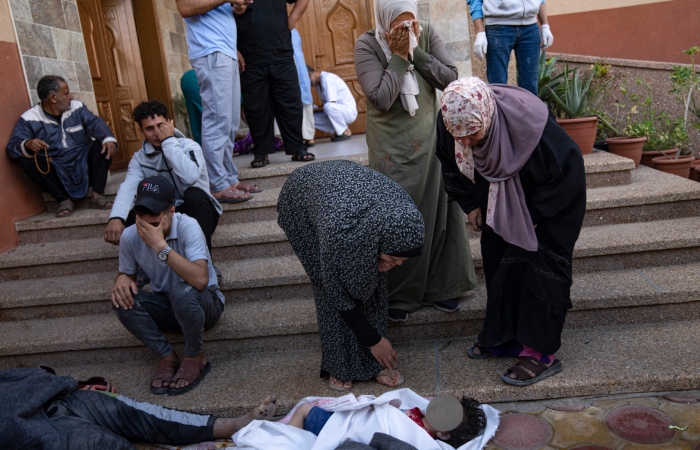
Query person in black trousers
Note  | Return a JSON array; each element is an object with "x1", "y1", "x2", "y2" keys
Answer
[{"x1": 235, "y1": 0, "x2": 314, "y2": 168}]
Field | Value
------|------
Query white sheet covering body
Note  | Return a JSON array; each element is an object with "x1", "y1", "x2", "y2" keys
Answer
[{"x1": 231, "y1": 388, "x2": 499, "y2": 450}]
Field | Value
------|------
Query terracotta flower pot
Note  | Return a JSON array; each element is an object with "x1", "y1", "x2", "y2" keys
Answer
[
  {"x1": 556, "y1": 116, "x2": 598, "y2": 155},
  {"x1": 651, "y1": 155, "x2": 696, "y2": 178},
  {"x1": 640, "y1": 148, "x2": 679, "y2": 168},
  {"x1": 690, "y1": 160, "x2": 700, "y2": 182},
  {"x1": 605, "y1": 137, "x2": 647, "y2": 168}
]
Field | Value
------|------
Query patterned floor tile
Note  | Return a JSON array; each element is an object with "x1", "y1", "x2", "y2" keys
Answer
[
  {"x1": 605, "y1": 405, "x2": 676, "y2": 445},
  {"x1": 663, "y1": 394, "x2": 700, "y2": 404},
  {"x1": 492, "y1": 413, "x2": 553, "y2": 450},
  {"x1": 657, "y1": 400, "x2": 700, "y2": 443},
  {"x1": 541, "y1": 407, "x2": 619, "y2": 449}
]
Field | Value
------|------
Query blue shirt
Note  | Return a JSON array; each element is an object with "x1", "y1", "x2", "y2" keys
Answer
[
  {"x1": 119, "y1": 213, "x2": 224, "y2": 303},
  {"x1": 292, "y1": 29, "x2": 313, "y2": 105},
  {"x1": 184, "y1": 4, "x2": 237, "y2": 61}
]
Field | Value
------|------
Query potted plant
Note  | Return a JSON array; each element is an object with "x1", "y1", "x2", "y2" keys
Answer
[
  {"x1": 593, "y1": 73, "x2": 649, "y2": 167},
  {"x1": 667, "y1": 46, "x2": 700, "y2": 178},
  {"x1": 545, "y1": 62, "x2": 615, "y2": 155}
]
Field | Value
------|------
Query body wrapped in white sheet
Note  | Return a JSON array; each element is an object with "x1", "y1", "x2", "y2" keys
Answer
[{"x1": 231, "y1": 388, "x2": 499, "y2": 450}]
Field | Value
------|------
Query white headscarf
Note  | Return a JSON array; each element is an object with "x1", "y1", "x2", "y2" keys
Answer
[{"x1": 374, "y1": 0, "x2": 422, "y2": 116}]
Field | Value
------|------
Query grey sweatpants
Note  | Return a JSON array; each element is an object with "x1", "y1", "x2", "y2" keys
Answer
[
  {"x1": 191, "y1": 51, "x2": 241, "y2": 193},
  {"x1": 44, "y1": 389, "x2": 216, "y2": 449},
  {"x1": 114, "y1": 282, "x2": 224, "y2": 358}
]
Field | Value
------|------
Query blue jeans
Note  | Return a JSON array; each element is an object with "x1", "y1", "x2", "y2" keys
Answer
[
  {"x1": 485, "y1": 24, "x2": 541, "y2": 96},
  {"x1": 304, "y1": 406, "x2": 333, "y2": 436},
  {"x1": 113, "y1": 282, "x2": 224, "y2": 358}
]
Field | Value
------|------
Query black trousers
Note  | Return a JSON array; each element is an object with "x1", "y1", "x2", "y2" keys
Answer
[
  {"x1": 126, "y1": 187, "x2": 220, "y2": 252},
  {"x1": 240, "y1": 60, "x2": 307, "y2": 157},
  {"x1": 44, "y1": 389, "x2": 216, "y2": 450},
  {"x1": 17, "y1": 140, "x2": 112, "y2": 202}
]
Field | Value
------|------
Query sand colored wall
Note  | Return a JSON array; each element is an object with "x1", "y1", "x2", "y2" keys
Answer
[
  {"x1": 547, "y1": 0, "x2": 700, "y2": 64},
  {"x1": 0, "y1": 0, "x2": 47, "y2": 253},
  {"x1": 417, "y1": 0, "x2": 473, "y2": 77},
  {"x1": 155, "y1": 0, "x2": 191, "y2": 132}
]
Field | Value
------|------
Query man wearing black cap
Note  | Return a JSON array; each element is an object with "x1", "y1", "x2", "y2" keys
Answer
[{"x1": 111, "y1": 176, "x2": 224, "y2": 396}]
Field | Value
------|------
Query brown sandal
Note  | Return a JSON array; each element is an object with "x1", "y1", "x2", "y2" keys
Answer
[
  {"x1": 150, "y1": 359, "x2": 179, "y2": 395},
  {"x1": 501, "y1": 356, "x2": 562, "y2": 386},
  {"x1": 90, "y1": 194, "x2": 113, "y2": 209},
  {"x1": 56, "y1": 199, "x2": 74, "y2": 218},
  {"x1": 168, "y1": 359, "x2": 211, "y2": 396}
]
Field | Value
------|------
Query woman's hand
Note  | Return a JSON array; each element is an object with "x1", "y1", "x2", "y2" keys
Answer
[
  {"x1": 410, "y1": 20, "x2": 421, "y2": 43},
  {"x1": 386, "y1": 24, "x2": 410, "y2": 60},
  {"x1": 370, "y1": 337, "x2": 398, "y2": 369},
  {"x1": 467, "y1": 207, "x2": 482, "y2": 232}
]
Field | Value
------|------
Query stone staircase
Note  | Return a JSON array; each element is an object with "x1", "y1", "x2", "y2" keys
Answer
[{"x1": 2, "y1": 150, "x2": 700, "y2": 418}]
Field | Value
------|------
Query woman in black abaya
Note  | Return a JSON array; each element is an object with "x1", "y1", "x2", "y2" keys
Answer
[{"x1": 435, "y1": 77, "x2": 586, "y2": 386}]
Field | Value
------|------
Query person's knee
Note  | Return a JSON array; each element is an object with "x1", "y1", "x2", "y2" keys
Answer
[
  {"x1": 183, "y1": 187, "x2": 208, "y2": 203},
  {"x1": 169, "y1": 282, "x2": 198, "y2": 310}
]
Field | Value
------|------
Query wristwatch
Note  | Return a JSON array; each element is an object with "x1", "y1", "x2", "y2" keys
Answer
[{"x1": 158, "y1": 246, "x2": 171, "y2": 262}]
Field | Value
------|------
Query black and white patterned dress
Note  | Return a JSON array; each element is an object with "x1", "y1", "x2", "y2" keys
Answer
[{"x1": 278, "y1": 160, "x2": 425, "y2": 381}]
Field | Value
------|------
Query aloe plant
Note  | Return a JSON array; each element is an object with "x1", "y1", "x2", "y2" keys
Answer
[
  {"x1": 546, "y1": 64, "x2": 614, "y2": 119},
  {"x1": 537, "y1": 50, "x2": 564, "y2": 107}
]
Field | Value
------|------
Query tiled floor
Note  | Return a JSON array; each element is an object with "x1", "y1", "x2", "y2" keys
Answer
[
  {"x1": 486, "y1": 390, "x2": 700, "y2": 450},
  {"x1": 133, "y1": 389, "x2": 700, "y2": 449}
]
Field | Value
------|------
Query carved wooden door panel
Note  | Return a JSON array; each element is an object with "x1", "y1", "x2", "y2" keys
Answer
[
  {"x1": 296, "y1": 0, "x2": 375, "y2": 134},
  {"x1": 100, "y1": 0, "x2": 149, "y2": 162},
  {"x1": 77, "y1": 0, "x2": 149, "y2": 170},
  {"x1": 77, "y1": 0, "x2": 127, "y2": 169}
]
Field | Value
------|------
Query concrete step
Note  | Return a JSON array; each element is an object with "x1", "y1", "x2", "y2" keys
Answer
[
  {"x1": 16, "y1": 162, "x2": 687, "y2": 247},
  {"x1": 30, "y1": 152, "x2": 635, "y2": 242},
  {"x1": 1, "y1": 261, "x2": 698, "y2": 365},
  {"x1": 5, "y1": 214, "x2": 700, "y2": 282},
  {"x1": 39, "y1": 318, "x2": 700, "y2": 418}
]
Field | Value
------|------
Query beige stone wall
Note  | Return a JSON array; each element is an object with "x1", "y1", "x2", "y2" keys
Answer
[
  {"x1": 154, "y1": 0, "x2": 190, "y2": 131},
  {"x1": 417, "y1": 0, "x2": 472, "y2": 77},
  {"x1": 8, "y1": 0, "x2": 97, "y2": 112}
]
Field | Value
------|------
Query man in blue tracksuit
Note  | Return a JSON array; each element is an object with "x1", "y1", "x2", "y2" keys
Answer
[
  {"x1": 6, "y1": 75, "x2": 118, "y2": 217},
  {"x1": 467, "y1": 0, "x2": 554, "y2": 95}
]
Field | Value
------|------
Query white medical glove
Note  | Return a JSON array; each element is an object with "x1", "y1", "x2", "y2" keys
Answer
[
  {"x1": 541, "y1": 24, "x2": 553, "y2": 49},
  {"x1": 473, "y1": 31, "x2": 487, "y2": 60}
]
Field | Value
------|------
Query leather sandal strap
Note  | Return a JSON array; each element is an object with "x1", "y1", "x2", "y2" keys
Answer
[
  {"x1": 172, "y1": 360, "x2": 205, "y2": 384},
  {"x1": 151, "y1": 359, "x2": 179, "y2": 383},
  {"x1": 515, "y1": 356, "x2": 548, "y2": 377},
  {"x1": 508, "y1": 363, "x2": 536, "y2": 381}
]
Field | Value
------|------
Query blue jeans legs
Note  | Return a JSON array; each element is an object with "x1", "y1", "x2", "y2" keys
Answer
[
  {"x1": 485, "y1": 23, "x2": 541, "y2": 96},
  {"x1": 113, "y1": 282, "x2": 224, "y2": 358}
]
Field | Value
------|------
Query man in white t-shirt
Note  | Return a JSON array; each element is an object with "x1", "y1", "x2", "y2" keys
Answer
[
  {"x1": 308, "y1": 67, "x2": 358, "y2": 142},
  {"x1": 111, "y1": 176, "x2": 224, "y2": 396}
]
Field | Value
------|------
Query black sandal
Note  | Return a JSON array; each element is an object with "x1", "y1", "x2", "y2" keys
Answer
[
  {"x1": 291, "y1": 151, "x2": 315, "y2": 162},
  {"x1": 467, "y1": 342, "x2": 493, "y2": 360},
  {"x1": 250, "y1": 155, "x2": 269, "y2": 168}
]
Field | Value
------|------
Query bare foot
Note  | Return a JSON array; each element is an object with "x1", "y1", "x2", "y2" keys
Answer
[
  {"x1": 212, "y1": 186, "x2": 250, "y2": 201},
  {"x1": 212, "y1": 395, "x2": 278, "y2": 438},
  {"x1": 376, "y1": 369, "x2": 403, "y2": 387},
  {"x1": 170, "y1": 354, "x2": 206, "y2": 390},
  {"x1": 329, "y1": 375, "x2": 352, "y2": 391},
  {"x1": 343, "y1": 128, "x2": 352, "y2": 137}
]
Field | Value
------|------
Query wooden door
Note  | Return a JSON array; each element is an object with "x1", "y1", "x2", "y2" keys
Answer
[
  {"x1": 77, "y1": 0, "x2": 149, "y2": 170},
  {"x1": 295, "y1": 0, "x2": 375, "y2": 134}
]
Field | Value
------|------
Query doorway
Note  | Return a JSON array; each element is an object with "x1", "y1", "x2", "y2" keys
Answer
[
  {"x1": 77, "y1": 0, "x2": 171, "y2": 170},
  {"x1": 295, "y1": 0, "x2": 375, "y2": 135}
]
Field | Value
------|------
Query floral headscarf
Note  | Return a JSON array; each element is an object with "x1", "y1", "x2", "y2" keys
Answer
[
  {"x1": 440, "y1": 77, "x2": 495, "y2": 182},
  {"x1": 440, "y1": 77, "x2": 549, "y2": 252}
]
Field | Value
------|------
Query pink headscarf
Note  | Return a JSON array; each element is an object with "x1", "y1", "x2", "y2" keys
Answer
[{"x1": 440, "y1": 77, "x2": 548, "y2": 252}]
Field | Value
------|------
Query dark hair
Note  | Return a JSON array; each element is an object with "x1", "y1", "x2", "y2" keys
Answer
[
  {"x1": 440, "y1": 397, "x2": 487, "y2": 447},
  {"x1": 37, "y1": 75, "x2": 66, "y2": 101},
  {"x1": 134, "y1": 203, "x2": 172, "y2": 217},
  {"x1": 306, "y1": 65, "x2": 316, "y2": 74},
  {"x1": 133, "y1": 100, "x2": 170, "y2": 126}
]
